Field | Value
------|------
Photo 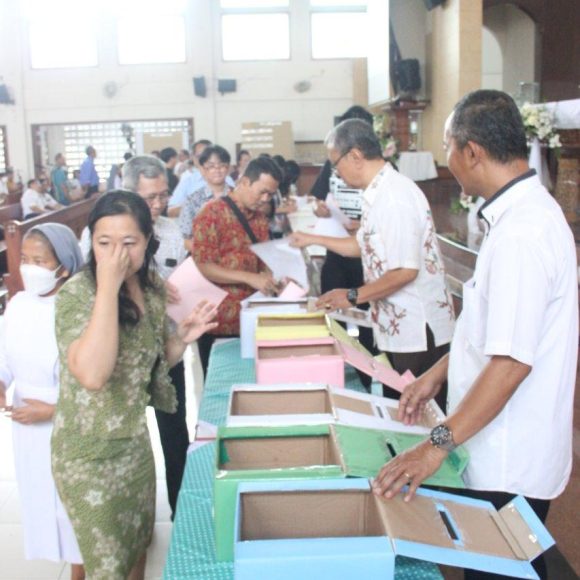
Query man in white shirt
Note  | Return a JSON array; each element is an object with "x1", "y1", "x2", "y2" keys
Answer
[
  {"x1": 373, "y1": 90, "x2": 578, "y2": 580},
  {"x1": 290, "y1": 119, "x2": 454, "y2": 408},
  {"x1": 21, "y1": 178, "x2": 61, "y2": 219}
]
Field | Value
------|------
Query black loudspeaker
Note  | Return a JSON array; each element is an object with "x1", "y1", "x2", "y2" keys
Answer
[
  {"x1": 218, "y1": 79, "x2": 237, "y2": 95},
  {"x1": 396, "y1": 59, "x2": 421, "y2": 93},
  {"x1": 0, "y1": 84, "x2": 13, "y2": 104},
  {"x1": 424, "y1": 0, "x2": 445, "y2": 10},
  {"x1": 193, "y1": 76, "x2": 207, "y2": 98}
]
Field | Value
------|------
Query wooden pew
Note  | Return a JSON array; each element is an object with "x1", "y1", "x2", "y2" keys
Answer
[{"x1": 3, "y1": 196, "x2": 98, "y2": 298}]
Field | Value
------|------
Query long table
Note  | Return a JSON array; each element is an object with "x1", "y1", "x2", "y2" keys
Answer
[{"x1": 162, "y1": 339, "x2": 443, "y2": 580}]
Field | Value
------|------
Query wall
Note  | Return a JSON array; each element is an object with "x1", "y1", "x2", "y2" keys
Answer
[
  {"x1": 0, "y1": 0, "x2": 359, "y2": 178},
  {"x1": 484, "y1": 0, "x2": 580, "y2": 102},
  {"x1": 482, "y1": 4, "x2": 536, "y2": 96},
  {"x1": 481, "y1": 27, "x2": 503, "y2": 90},
  {"x1": 422, "y1": 0, "x2": 483, "y2": 164}
]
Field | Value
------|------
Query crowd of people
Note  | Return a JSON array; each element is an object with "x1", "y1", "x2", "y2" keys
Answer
[{"x1": 0, "y1": 89, "x2": 576, "y2": 580}]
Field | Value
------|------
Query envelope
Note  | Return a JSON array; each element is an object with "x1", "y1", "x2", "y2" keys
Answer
[{"x1": 166, "y1": 257, "x2": 228, "y2": 324}]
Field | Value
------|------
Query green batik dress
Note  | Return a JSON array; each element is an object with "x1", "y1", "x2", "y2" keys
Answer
[{"x1": 51, "y1": 270, "x2": 176, "y2": 579}]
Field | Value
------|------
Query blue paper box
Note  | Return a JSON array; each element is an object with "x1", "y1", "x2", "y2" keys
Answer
[{"x1": 234, "y1": 479, "x2": 555, "y2": 580}]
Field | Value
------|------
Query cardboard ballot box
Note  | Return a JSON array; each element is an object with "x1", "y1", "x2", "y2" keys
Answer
[
  {"x1": 255, "y1": 319, "x2": 414, "y2": 390},
  {"x1": 234, "y1": 478, "x2": 554, "y2": 580},
  {"x1": 226, "y1": 383, "x2": 445, "y2": 435},
  {"x1": 214, "y1": 423, "x2": 468, "y2": 561},
  {"x1": 240, "y1": 298, "x2": 310, "y2": 359}
]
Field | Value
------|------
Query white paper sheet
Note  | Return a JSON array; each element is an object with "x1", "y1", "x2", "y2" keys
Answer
[
  {"x1": 326, "y1": 193, "x2": 354, "y2": 226},
  {"x1": 166, "y1": 257, "x2": 228, "y2": 324},
  {"x1": 313, "y1": 217, "x2": 350, "y2": 238},
  {"x1": 250, "y1": 238, "x2": 309, "y2": 291}
]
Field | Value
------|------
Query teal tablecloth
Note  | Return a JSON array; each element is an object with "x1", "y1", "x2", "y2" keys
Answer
[{"x1": 163, "y1": 339, "x2": 442, "y2": 580}]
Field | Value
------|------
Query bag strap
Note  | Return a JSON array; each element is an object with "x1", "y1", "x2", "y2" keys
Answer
[{"x1": 223, "y1": 195, "x2": 259, "y2": 245}]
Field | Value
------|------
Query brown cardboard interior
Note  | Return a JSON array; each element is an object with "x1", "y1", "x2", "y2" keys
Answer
[
  {"x1": 258, "y1": 343, "x2": 339, "y2": 359},
  {"x1": 248, "y1": 301, "x2": 305, "y2": 309},
  {"x1": 387, "y1": 406, "x2": 433, "y2": 428},
  {"x1": 331, "y1": 393, "x2": 374, "y2": 416},
  {"x1": 376, "y1": 493, "x2": 523, "y2": 559},
  {"x1": 231, "y1": 389, "x2": 333, "y2": 416},
  {"x1": 258, "y1": 315, "x2": 326, "y2": 328},
  {"x1": 496, "y1": 502, "x2": 543, "y2": 561},
  {"x1": 439, "y1": 500, "x2": 524, "y2": 560},
  {"x1": 240, "y1": 490, "x2": 385, "y2": 541},
  {"x1": 219, "y1": 434, "x2": 342, "y2": 470},
  {"x1": 375, "y1": 493, "x2": 455, "y2": 549}
]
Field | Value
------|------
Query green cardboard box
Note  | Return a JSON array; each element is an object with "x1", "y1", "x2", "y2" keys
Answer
[{"x1": 214, "y1": 423, "x2": 468, "y2": 561}]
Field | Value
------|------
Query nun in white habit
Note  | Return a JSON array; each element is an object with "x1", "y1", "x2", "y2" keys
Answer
[{"x1": 0, "y1": 223, "x2": 84, "y2": 578}]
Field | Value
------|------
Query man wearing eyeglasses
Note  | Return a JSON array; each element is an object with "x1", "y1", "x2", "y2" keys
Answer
[
  {"x1": 179, "y1": 145, "x2": 233, "y2": 253},
  {"x1": 122, "y1": 155, "x2": 188, "y2": 520},
  {"x1": 291, "y1": 119, "x2": 454, "y2": 409}
]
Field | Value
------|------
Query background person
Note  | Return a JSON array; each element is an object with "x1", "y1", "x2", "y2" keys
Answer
[
  {"x1": 0, "y1": 224, "x2": 84, "y2": 579},
  {"x1": 192, "y1": 157, "x2": 281, "y2": 376},
  {"x1": 291, "y1": 119, "x2": 454, "y2": 407},
  {"x1": 372, "y1": 90, "x2": 578, "y2": 580},
  {"x1": 122, "y1": 155, "x2": 189, "y2": 519}
]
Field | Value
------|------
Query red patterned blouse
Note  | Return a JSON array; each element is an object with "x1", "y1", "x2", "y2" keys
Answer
[{"x1": 192, "y1": 196, "x2": 270, "y2": 336}]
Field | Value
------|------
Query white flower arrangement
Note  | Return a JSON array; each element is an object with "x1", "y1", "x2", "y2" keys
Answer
[
  {"x1": 450, "y1": 191, "x2": 475, "y2": 214},
  {"x1": 519, "y1": 103, "x2": 561, "y2": 149}
]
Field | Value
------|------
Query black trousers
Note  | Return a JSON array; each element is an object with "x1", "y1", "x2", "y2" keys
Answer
[
  {"x1": 197, "y1": 333, "x2": 233, "y2": 380},
  {"x1": 454, "y1": 489, "x2": 550, "y2": 580},
  {"x1": 321, "y1": 251, "x2": 377, "y2": 390},
  {"x1": 383, "y1": 325, "x2": 450, "y2": 413},
  {"x1": 154, "y1": 360, "x2": 189, "y2": 518}
]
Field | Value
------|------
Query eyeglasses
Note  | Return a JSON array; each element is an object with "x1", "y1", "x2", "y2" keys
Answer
[
  {"x1": 204, "y1": 163, "x2": 229, "y2": 171},
  {"x1": 142, "y1": 192, "x2": 169, "y2": 204},
  {"x1": 330, "y1": 148, "x2": 351, "y2": 170}
]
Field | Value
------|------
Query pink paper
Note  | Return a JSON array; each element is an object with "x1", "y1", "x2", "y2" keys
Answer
[
  {"x1": 166, "y1": 257, "x2": 228, "y2": 324},
  {"x1": 339, "y1": 342, "x2": 416, "y2": 393},
  {"x1": 278, "y1": 281, "x2": 307, "y2": 300}
]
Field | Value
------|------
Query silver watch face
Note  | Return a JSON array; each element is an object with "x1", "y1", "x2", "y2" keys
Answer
[{"x1": 431, "y1": 424, "x2": 452, "y2": 446}]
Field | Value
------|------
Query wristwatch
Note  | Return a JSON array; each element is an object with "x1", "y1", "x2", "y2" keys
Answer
[
  {"x1": 429, "y1": 423, "x2": 457, "y2": 453},
  {"x1": 346, "y1": 288, "x2": 359, "y2": 306}
]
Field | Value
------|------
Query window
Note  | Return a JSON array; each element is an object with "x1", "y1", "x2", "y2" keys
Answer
[
  {"x1": 116, "y1": 0, "x2": 187, "y2": 65},
  {"x1": 220, "y1": 0, "x2": 290, "y2": 61},
  {"x1": 25, "y1": 0, "x2": 98, "y2": 69},
  {"x1": 310, "y1": 1, "x2": 369, "y2": 59},
  {"x1": 61, "y1": 119, "x2": 192, "y2": 181}
]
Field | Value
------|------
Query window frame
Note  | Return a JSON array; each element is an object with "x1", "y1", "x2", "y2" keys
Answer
[
  {"x1": 31, "y1": 119, "x2": 194, "y2": 183},
  {"x1": 115, "y1": 13, "x2": 188, "y2": 66},
  {"x1": 219, "y1": 1, "x2": 292, "y2": 63},
  {"x1": 309, "y1": 1, "x2": 368, "y2": 61}
]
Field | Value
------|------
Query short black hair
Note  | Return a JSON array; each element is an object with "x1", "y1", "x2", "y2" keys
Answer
[
  {"x1": 451, "y1": 90, "x2": 528, "y2": 163},
  {"x1": 340, "y1": 105, "x2": 373, "y2": 126},
  {"x1": 192, "y1": 139, "x2": 212, "y2": 154},
  {"x1": 27, "y1": 178, "x2": 37, "y2": 187},
  {"x1": 160, "y1": 147, "x2": 178, "y2": 163},
  {"x1": 87, "y1": 191, "x2": 160, "y2": 326},
  {"x1": 237, "y1": 149, "x2": 250, "y2": 164},
  {"x1": 327, "y1": 119, "x2": 383, "y2": 160},
  {"x1": 123, "y1": 152, "x2": 133, "y2": 161},
  {"x1": 199, "y1": 145, "x2": 231, "y2": 166},
  {"x1": 242, "y1": 157, "x2": 283, "y2": 185}
]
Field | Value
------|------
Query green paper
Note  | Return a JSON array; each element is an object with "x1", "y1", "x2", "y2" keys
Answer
[{"x1": 333, "y1": 424, "x2": 468, "y2": 488}]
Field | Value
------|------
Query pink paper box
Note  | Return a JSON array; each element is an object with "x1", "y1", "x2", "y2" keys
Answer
[
  {"x1": 255, "y1": 337, "x2": 414, "y2": 392},
  {"x1": 255, "y1": 338, "x2": 345, "y2": 388}
]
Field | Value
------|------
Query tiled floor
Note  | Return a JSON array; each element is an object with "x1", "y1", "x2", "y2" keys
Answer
[{"x1": 0, "y1": 345, "x2": 203, "y2": 580}]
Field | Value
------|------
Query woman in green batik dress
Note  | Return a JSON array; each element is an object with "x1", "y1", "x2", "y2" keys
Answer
[{"x1": 51, "y1": 191, "x2": 217, "y2": 580}]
